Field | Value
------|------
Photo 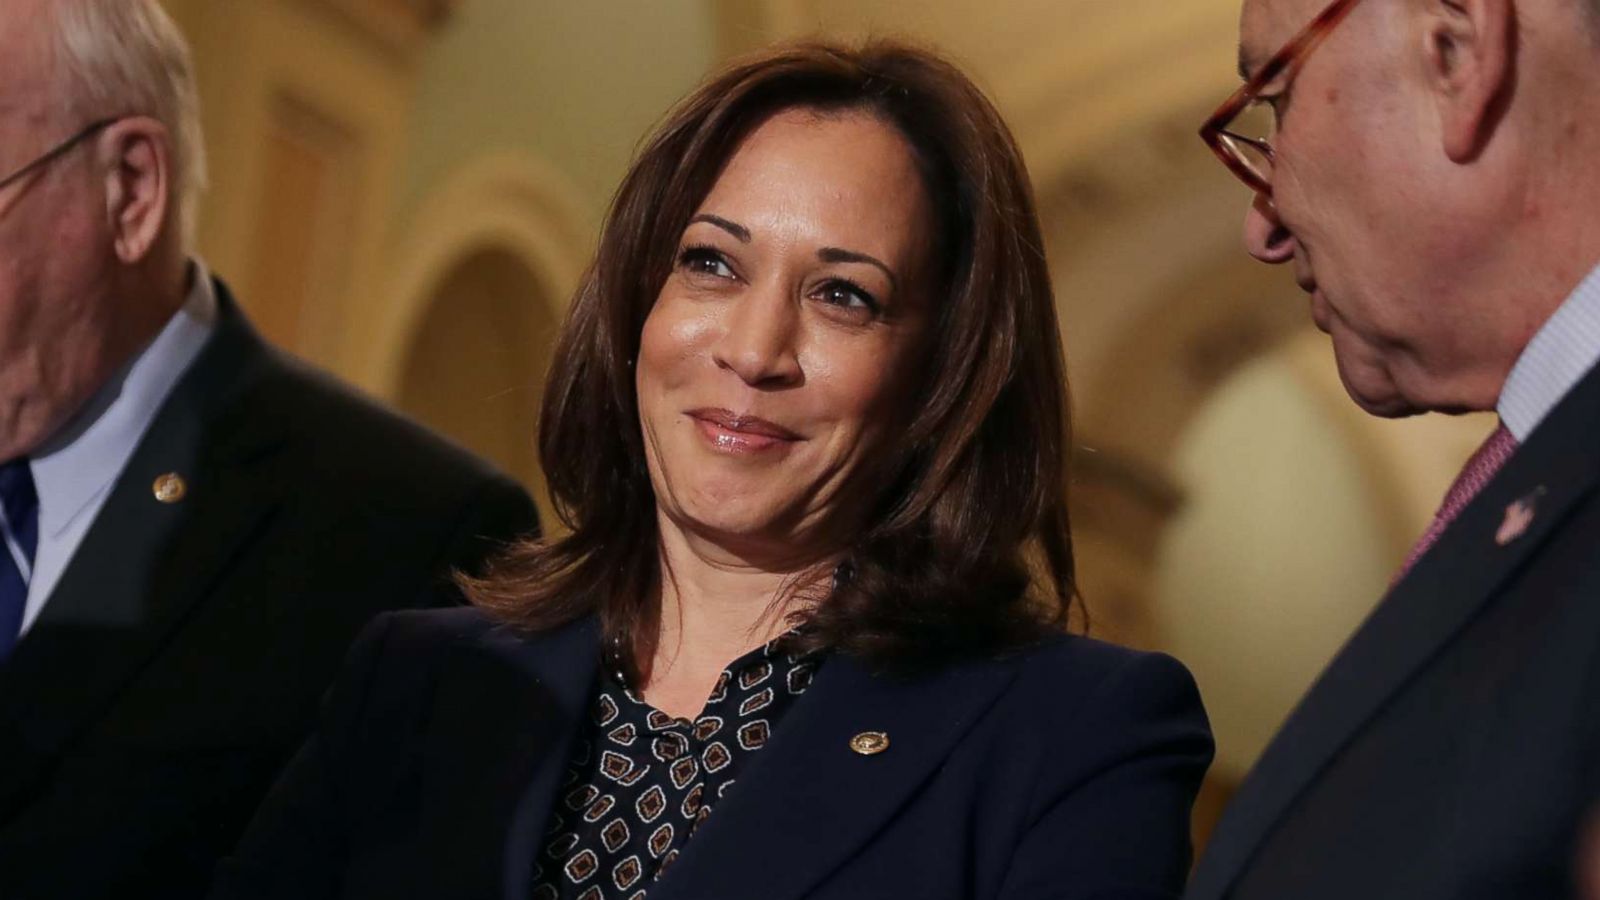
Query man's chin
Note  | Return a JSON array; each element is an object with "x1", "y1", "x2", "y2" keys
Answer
[
  {"x1": 1347, "y1": 390, "x2": 1426, "y2": 419},
  {"x1": 0, "y1": 411, "x2": 43, "y2": 463},
  {"x1": 1335, "y1": 357, "x2": 1424, "y2": 419},
  {"x1": 0, "y1": 393, "x2": 78, "y2": 462}
]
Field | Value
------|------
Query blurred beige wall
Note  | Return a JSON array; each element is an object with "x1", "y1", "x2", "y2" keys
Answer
[
  {"x1": 397, "y1": 0, "x2": 717, "y2": 225},
  {"x1": 1154, "y1": 333, "x2": 1495, "y2": 781},
  {"x1": 156, "y1": 0, "x2": 1494, "y2": 843}
]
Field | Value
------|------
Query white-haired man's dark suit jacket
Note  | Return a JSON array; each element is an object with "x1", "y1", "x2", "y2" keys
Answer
[
  {"x1": 1188, "y1": 347, "x2": 1600, "y2": 898},
  {"x1": 0, "y1": 280, "x2": 539, "y2": 899}
]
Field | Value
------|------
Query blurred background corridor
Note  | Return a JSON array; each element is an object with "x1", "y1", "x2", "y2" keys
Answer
[{"x1": 158, "y1": 0, "x2": 1497, "y2": 842}]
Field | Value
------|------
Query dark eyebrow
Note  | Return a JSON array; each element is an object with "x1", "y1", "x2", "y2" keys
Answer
[
  {"x1": 688, "y1": 214, "x2": 750, "y2": 243},
  {"x1": 818, "y1": 247, "x2": 898, "y2": 291}
]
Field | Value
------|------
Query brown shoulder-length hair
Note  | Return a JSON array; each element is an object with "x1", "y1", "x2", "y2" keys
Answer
[{"x1": 465, "y1": 39, "x2": 1078, "y2": 676}]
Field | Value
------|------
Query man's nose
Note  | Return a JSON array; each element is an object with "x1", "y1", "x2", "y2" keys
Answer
[{"x1": 1243, "y1": 193, "x2": 1296, "y2": 264}]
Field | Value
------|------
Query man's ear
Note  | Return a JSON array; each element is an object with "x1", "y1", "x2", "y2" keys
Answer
[
  {"x1": 100, "y1": 117, "x2": 173, "y2": 264},
  {"x1": 1423, "y1": 0, "x2": 1514, "y2": 162}
]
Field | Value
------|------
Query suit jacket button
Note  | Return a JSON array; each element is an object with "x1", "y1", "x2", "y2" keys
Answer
[
  {"x1": 152, "y1": 473, "x2": 187, "y2": 504},
  {"x1": 850, "y1": 731, "x2": 889, "y2": 755}
]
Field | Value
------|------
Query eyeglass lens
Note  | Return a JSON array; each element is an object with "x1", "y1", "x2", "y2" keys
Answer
[{"x1": 1221, "y1": 101, "x2": 1278, "y2": 184}]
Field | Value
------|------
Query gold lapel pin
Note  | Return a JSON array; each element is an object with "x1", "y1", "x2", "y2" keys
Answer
[
  {"x1": 850, "y1": 731, "x2": 890, "y2": 756},
  {"x1": 1495, "y1": 486, "x2": 1546, "y2": 547},
  {"x1": 152, "y1": 473, "x2": 188, "y2": 504}
]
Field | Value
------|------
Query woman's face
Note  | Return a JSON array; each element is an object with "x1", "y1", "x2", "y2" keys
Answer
[{"x1": 636, "y1": 107, "x2": 935, "y2": 564}]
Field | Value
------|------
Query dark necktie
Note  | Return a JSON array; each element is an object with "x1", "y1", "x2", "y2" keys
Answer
[
  {"x1": 0, "y1": 457, "x2": 39, "y2": 661},
  {"x1": 1396, "y1": 422, "x2": 1518, "y2": 581}
]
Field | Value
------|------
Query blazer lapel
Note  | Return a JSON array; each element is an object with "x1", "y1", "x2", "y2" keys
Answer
[
  {"x1": 0, "y1": 288, "x2": 288, "y2": 816},
  {"x1": 1189, "y1": 364, "x2": 1600, "y2": 900},
  {"x1": 648, "y1": 650, "x2": 1021, "y2": 900},
  {"x1": 418, "y1": 615, "x2": 599, "y2": 900}
]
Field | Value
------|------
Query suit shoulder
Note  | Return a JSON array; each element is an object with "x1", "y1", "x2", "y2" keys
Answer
[
  {"x1": 1009, "y1": 632, "x2": 1195, "y2": 691},
  {"x1": 378, "y1": 605, "x2": 504, "y2": 651},
  {"x1": 346, "y1": 608, "x2": 505, "y2": 699},
  {"x1": 998, "y1": 633, "x2": 1207, "y2": 734},
  {"x1": 373, "y1": 607, "x2": 593, "y2": 661},
  {"x1": 255, "y1": 347, "x2": 514, "y2": 490}
]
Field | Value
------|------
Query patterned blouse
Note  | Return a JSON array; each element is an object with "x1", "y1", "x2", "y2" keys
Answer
[{"x1": 530, "y1": 637, "x2": 822, "y2": 900}]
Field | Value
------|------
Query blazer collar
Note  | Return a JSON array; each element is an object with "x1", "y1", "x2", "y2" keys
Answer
[
  {"x1": 0, "y1": 283, "x2": 290, "y2": 816},
  {"x1": 419, "y1": 616, "x2": 1023, "y2": 900},
  {"x1": 1188, "y1": 360, "x2": 1600, "y2": 900}
]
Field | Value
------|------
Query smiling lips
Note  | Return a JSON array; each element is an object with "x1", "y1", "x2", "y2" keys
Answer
[{"x1": 688, "y1": 408, "x2": 801, "y2": 454}]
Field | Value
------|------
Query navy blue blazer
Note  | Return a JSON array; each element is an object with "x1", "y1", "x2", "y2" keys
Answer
[
  {"x1": 1187, "y1": 360, "x2": 1600, "y2": 900},
  {"x1": 213, "y1": 607, "x2": 1212, "y2": 900}
]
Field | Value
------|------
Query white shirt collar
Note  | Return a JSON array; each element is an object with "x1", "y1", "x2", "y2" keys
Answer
[
  {"x1": 29, "y1": 261, "x2": 218, "y2": 538},
  {"x1": 1497, "y1": 260, "x2": 1600, "y2": 442}
]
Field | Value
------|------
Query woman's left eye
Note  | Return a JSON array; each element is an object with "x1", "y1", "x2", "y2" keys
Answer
[{"x1": 814, "y1": 280, "x2": 879, "y2": 313}]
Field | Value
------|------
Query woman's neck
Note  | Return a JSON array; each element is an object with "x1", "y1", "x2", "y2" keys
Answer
[{"x1": 639, "y1": 516, "x2": 829, "y2": 719}]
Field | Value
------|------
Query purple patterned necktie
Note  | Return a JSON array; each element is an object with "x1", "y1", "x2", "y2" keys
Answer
[{"x1": 1396, "y1": 422, "x2": 1519, "y2": 581}]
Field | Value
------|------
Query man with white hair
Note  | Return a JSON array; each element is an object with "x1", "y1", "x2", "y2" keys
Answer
[
  {"x1": 1187, "y1": 0, "x2": 1600, "y2": 897},
  {"x1": 0, "y1": 2, "x2": 537, "y2": 896}
]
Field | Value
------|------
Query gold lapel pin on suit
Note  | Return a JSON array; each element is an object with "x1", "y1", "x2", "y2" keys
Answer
[
  {"x1": 1495, "y1": 486, "x2": 1546, "y2": 546},
  {"x1": 850, "y1": 731, "x2": 889, "y2": 755},
  {"x1": 152, "y1": 473, "x2": 188, "y2": 504}
]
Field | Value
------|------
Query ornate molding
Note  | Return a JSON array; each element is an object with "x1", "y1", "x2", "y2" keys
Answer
[{"x1": 297, "y1": 0, "x2": 461, "y2": 57}]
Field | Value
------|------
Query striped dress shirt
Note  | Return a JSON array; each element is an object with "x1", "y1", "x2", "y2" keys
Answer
[{"x1": 1498, "y1": 261, "x2": 1600, "y2": 441}]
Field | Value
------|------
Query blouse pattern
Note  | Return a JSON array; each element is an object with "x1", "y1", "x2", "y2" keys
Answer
[{"x1": 530, "y1": 636, "x2": 821, "y2": 900}]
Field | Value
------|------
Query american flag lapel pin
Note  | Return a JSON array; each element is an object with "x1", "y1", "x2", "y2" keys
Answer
[{"x1": 1496, "y1": 486, "x2": 1547, "y2": 547}]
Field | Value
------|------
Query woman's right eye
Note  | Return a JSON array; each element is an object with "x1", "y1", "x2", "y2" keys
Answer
[{"x1": 678, "y1": 246, "x2": 736, "y2": 280}]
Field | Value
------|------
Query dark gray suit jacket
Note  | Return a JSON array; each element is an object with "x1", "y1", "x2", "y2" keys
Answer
[
  {"x1": 0, "y1": 281, "x2": 539, "y2": 900},
  {"x1": 1187, "y1": 361, "x2": 1600, "y2": 900}
]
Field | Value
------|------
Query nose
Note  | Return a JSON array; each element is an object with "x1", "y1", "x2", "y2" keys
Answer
[
  {"x1": 1242, "y1": 192, "x2": 1296, "y2": 264},
  {"x1": 710, "y1": 283, "x2": 803, "y2": 389}
]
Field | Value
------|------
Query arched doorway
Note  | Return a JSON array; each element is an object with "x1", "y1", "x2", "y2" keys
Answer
[
  {"x1": 396, "y1": 246, "x2": 561, "y2": 522},
  {"x1": 378, "y1": 154, "x2": 590, "y2": 531}
]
